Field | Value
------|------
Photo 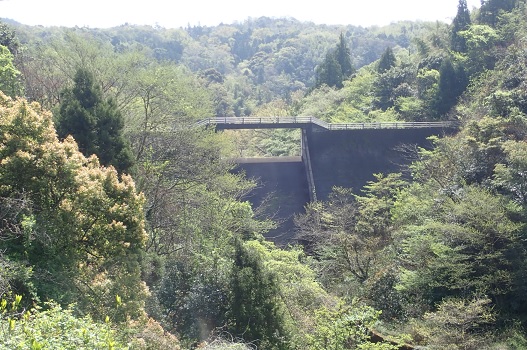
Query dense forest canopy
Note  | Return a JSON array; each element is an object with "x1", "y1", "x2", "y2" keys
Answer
[{"x1": 2, "y1": 0, "x2": 527, "y2": 348}]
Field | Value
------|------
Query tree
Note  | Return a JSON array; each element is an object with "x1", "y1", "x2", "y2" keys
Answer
[
  {"x1": 0, "y1": 21, "x2": 19, "y2": 55},
  {"x1": 55, "y1": 68, "x2": 133, "y2": 173},
  {"x1": 307, "y1": 301, "x2": 404, "y2": 350},
  {"x1": 434, "y1": 57, "x2": 468, "y2": 116},
  {"x1": 418, "y1": 296, "x2": 495, "y2": 350},
  {"x1": 393, "y1": 184, "x2": 524, "y2": 315},
  {"x1": 373, "y1": 65, "x2": 414, "y2": 111},
  {"x1": 315, "y1": 33, "x2": 354, "y2": 89},
  {"x1": 493, "y1": 140, "x2": 527, "y2": 205},
  {"x1": 0, "y1": 45, "x2": 22, "y2": 98},
  {"x1": 458, "y1": 24, "x2": 499, "y2": 77},
  {"x1": 450, "y1": 0, "x2": 472, "y2": 52},
  {"x1": 316, "y1": 51, "x2": 344, "y2": 88},
  {"x1": 228, "y1": 239, "x2": 289, "y2": 349},
  {"x1": 0, "y1": 93, "x2": 147, "y2": 320},
  {"x1": 335, "y1": 32, "x2": 354, "y2": 78},
  {"x1": 479, "y1": 0, "x2": 517, "y2": 27},
  {"x1": 377, "y1": 47, "x2": 396, "y2": 73}
]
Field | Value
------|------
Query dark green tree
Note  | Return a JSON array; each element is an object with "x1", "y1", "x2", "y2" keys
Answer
[
  {"x1": 377, "y1": 46, "x2": 396, "y2": 73},
  {"x1": 315, "y1": 33, "x2": 354, "y2": 89},
  {"x1": 315, "y1": 51, "x2": 343, "y2": 88},
  {"x1": 229, "y1": 239, "x2": 288, "y2": 349},
  {"x1": 450, "y1": 0, "x2": 472, "y2": 52},
  {"x1": 56, "y1": 69, "x2": 133, "y2": 173},
  {"x1": 373, "y1": 65, "x2": 414, "y2": 111},
  {"x1": 479, "y1": 0, "x2": 517, "y2": 26},
  {"x1": 435, "y1": 57, "x2": 468, "y2": 116},
  {"x1": 335, "y1": 32, "x2": 354, "y2": 78}
]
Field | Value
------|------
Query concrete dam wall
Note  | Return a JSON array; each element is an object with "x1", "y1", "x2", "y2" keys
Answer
[
  {"x1": 203, "y1": 117, "x2": 457, "y2": 245},
  {"x1": 233, "y1": 157, "x2": 310, "y2": 244},
  {"x1": 307, "y1": 127, "x2": 448, "y2": 199}
]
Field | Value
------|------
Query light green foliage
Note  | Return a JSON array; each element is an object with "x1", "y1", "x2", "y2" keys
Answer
[
  {"x1": 242, "y1": 240, "x2": 334, "y2": 348},
  {"x1": 19, "y1": 29, "x2": 147, "y2": 111},
  {"x1": 297, "y1": 174, "x2": 405, "y2": 284},
  {"x1": 0, "y1": 45, "x2": 22, "y2": 98},
  {"x1": 493, "y1": 140, "x2": 527, "y2": 204},
  {"x1": 295, "y1": 175, "x2": 409, "y2": 322},
  {"x1": 416, "y1": 296, "x2": 495, "y2": 350},
  {"x1": 199, "y1": 339, "x2": 252, "y2": 350},
  {"x1": 307, "y1": 301, "x2": 405, "y2": 350},
  {"x1": 227, "y1": 99, "x2": 300, "y2": 157},
  {"x1": 296, "y1": 84, "x2": 349, "y2": 122},
  {"x1": 409, "y1": 134, "x2": 489, "y2": 190},
  {"x1": 459, "y1": 25, "x2": 499, "y2": 76},
  {"x1": 330, "y1": 68, "x2": 378, "y2": 123},
  {"x1": 394, "y1": 184, "x2": 523, "y2": 310},
  {"x1": 0, "y1": 298, "x2": 127, "y2": 350},
  {"x1": 10, "y1": 10, "x2": 527, "y2": 348}
]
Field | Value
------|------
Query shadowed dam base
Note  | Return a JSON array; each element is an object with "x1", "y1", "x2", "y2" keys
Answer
[{"x1": 233, "y1": 156, "x2": 309, "y2": 246}]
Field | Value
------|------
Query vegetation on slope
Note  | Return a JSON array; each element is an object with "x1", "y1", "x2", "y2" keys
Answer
[{"x1": 2, "y1": 0, "x2": 527, "y2": 348}]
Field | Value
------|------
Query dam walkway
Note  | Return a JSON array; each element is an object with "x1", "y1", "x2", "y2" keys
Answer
[{"x1": 194, "y1": 116, "x2": 455, "y2": 131}]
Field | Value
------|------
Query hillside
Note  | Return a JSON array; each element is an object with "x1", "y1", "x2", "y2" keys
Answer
[{"x1": 2, "y1": 0, "x2": 527, "y2": 348}]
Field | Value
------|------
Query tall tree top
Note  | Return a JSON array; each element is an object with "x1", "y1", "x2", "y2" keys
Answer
[
  {"x1": 336, "y1": 32, "x2": 354, "y2": 78},
  {"x1": 56, "y1": 68, "x2": 133, "y2": 173},
  {"x1": 377, "y1": 46, "x2": 396, "y2": 73},
  {"x1": 451, "y1": 0, "x2": 472, "y2": 52}
]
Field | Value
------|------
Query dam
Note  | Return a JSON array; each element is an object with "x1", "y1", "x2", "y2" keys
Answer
[{"x1": 197, "y1": 117, "x2": 458, "y2": 244}]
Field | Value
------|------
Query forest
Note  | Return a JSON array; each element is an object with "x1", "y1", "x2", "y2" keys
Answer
[{"x1": 1, "y1": 0, "x2": 527, "y2": 348}]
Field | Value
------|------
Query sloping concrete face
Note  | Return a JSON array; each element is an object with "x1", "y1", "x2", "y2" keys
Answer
[
  {"x1": 232, "y1": 157, "x2": 309, "y2": 245},
  {"x1": 232, "y1": 126, "x2": 457, "y2": 245},
  {"x1": 306, "y1": 127, "x2": 451, "y2": 199}
]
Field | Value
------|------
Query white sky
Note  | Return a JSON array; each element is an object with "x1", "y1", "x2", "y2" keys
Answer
[{"x1": 0, "y1": 0, "x2": 481, "y2": 28}]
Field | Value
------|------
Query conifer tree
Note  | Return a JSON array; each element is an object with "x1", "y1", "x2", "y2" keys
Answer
[
  {"x1": 435, "y1": 57, "x2": 468, "y2": 116},
  {"x1": 315, "y1": 33, "x2": 354, "y2": 89},
  {"x1": 335, "y1": 32, "x2": 354, "y2": 78},
  {"x1": 450, "y1": 0, "x2": 471, "y2": 52},
  {"x1": 377, "y1": 46, "x2": 396, "y2": 73},
  {"x1": 229, "y1": 239, "x2": 288, "y2": 349},
  {"x1": 315, "y1": 51, "x2": 343, "y2": 88},
  {"x1": 56, "y1": 68, "x2": 133, "y2": 173},
  {"x1": 0, "y1": 21, "x2": 19, "y2": 55}
]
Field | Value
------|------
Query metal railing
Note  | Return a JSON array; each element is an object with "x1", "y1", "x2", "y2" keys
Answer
[{"x1": 195, "y1": 117, "x2": 456, "y2": 130}]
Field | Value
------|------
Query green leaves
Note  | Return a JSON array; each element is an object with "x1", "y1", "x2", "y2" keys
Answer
[
  {"x1": 394, "y1": 184, "x2": 522, "y2": 307},
  {"x1": 0, "y1": 45, "x2": 22, "y2": 98},
  {"x1": 493, "y1": 140, "x2": 527, "y2": 204},
  {"x1": 0, "y1": 302, "x2": 129, "y2": 350}
]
